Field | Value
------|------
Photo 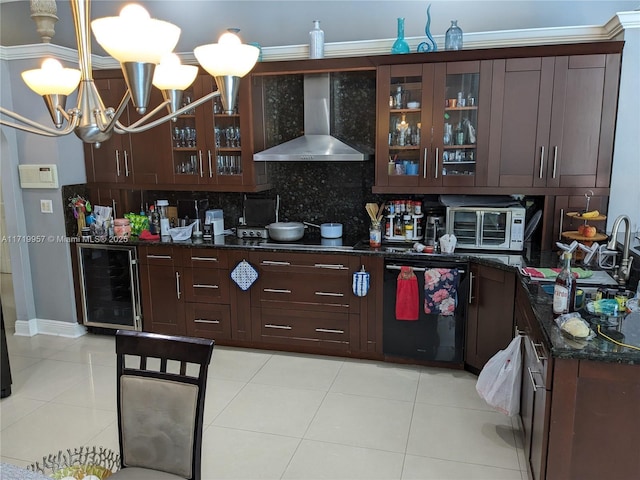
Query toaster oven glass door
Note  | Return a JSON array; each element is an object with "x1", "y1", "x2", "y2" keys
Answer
[
  {"x1": 480, "y1": 211, "x2": 509, "y2": 247},
  {"x1": 449, "y1": 210, "x2": 479, "y2": 247}
]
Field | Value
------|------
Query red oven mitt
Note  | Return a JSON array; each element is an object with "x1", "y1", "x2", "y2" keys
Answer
[{"x1": 396, "y1": 266, "x2": 419, "y2": 321}]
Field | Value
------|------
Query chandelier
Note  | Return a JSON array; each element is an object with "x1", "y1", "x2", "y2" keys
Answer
[{"x1": 0, "y1": 0, "x2": 259, "y2": 145}]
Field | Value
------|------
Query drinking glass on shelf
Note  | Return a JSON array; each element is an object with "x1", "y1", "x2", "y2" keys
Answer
[{"x1": 214, "y1": 127, "x2": 222, "y2": 147}]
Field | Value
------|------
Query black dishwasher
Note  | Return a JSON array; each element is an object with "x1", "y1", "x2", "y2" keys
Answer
[{"x1": 383, "y1": 257, "x2": 469, "y2": 366}]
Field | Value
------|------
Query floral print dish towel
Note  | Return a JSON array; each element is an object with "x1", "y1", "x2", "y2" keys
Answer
[{"x1": 424, "y1": 268, "x2": 459, "y2": 316}]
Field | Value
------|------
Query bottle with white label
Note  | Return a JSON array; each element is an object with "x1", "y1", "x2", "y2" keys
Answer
[{"x1": 553, "y1": 252, "x2": 576, "y2": 316}]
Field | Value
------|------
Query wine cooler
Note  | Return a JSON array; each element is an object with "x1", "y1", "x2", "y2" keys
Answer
[{"x1": 77, "y1": 244, "x2": 142, "y2": 331}]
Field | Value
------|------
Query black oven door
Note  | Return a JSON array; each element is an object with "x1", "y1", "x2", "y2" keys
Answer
[{"x1": 383, "y1": 258, "x2": 469, "y2": 366}]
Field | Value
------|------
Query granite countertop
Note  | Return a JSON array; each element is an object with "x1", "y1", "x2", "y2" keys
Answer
[{"x1": 82, "y1": 234, "x2": 639, "y2": 364}]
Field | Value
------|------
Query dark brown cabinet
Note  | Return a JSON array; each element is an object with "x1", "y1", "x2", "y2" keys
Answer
[
  {"x1": 487, "y1": 54, "x2": 620, "y2": 191},
  {"x1": 138, "y1": 245, "x2": 186, "y2": 335},
  {"x1": 249, "y1": 251, "x2": 362, "y2": 353},
  {"x1": 376, "y1": 61, "x2": 491, "y2": 192},
  {"x1": 465, "y1": 264, "x2": 516, "y2": 372},
  {"x1": 85, "y1": 77, "x2": 173, "y2": 186}
]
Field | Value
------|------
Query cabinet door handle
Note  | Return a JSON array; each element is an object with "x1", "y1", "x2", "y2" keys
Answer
[
  {"x1": 551, "y1": 146, "x2": 558, "y2": 179},
  {"x1": 124, "y1": 150, "x2": 130, "y2": 177},
  {"x1": 468, "y1": 271, "x2": 474, "y2": 304},
  {"x1": 558, "y1": 208, "x2": 564, "y2": 241},
  {"x1": 261, "y1": 260, "x2": 291, "y2": 266},
  {"x1": 434, "y1": 147, "x2": 439, "y2": 179},
  {"x1": 199, "y1": 151, "x2": 204, "y2": 178},
  {"x1": 175, "y1": 271, "x2": 181, "y2": 299},
  {"x1": 193, "y1": 284, "x2": 219, "y2": 289},
  {"x1": 315, "y1": 291, "x2": 344, "y2": 297},
  {"x1": 264, "y1": 288, "x2": 291, "y2": 294},
  {"x1": 515, "y1": 327, "x2": 527, "y2": 336},
  {"x1": 315, "y1": 328, "x2": 344, "y2": 334},
  {"x1": 147, "y1": 254, "x2": 172, "y2": 259},
  {"x1": 527, "y1": 367, "x2": 545, "y2": 391},
  {"x1": 531, "y1": 339, "x2": 548, "y2": 361},
  {"x1": 539, "y1": 146, "x2": 545, "y2": 179},
  {"x1": 115, "y1": 150, "x2": 121, "y2": 176},
  {"x1": 423, "y1": 148, "x2": 428, "y2": 179},
  {"x1": 265, "y1": 324, "x2": 292, "y2": 330},
  {"x1": 314, "y1": 263, "x2": 347, "y2": 269},
  {"x1": 195, "y1": 319, "x2": 220, "y2": 324},
  {"x1": 208, "y1": 150, "x2": 213, "y2": 178},
  {"x1": 191, "y1": 256, "x2": 218, "y2": 262}
]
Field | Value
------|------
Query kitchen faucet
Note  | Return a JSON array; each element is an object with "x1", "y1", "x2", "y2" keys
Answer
[{"x1": 606, "y1": 215, "x2": 634, "y2": 287}]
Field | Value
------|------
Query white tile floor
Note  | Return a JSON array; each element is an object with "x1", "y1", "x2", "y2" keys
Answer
[{"x1": 1, "y1": 332, "x2": 527, "y2": 479}]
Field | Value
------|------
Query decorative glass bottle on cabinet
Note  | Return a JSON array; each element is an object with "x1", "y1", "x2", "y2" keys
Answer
[{"x1": 441, "y1": 71, "x2": 479, "y2": 178}]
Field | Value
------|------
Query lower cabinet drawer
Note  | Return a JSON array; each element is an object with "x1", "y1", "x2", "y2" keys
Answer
[
  {"x1": 185, "y1": 303, "x2": 231, "y2": 340},
  {"x1": 257, "y1": 308, "x2": 352, "y2": 351},
  {"x1": 184, "y1": 268, "x2": 230, "y2": 304}
]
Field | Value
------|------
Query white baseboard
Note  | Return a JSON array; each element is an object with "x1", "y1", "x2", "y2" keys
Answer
[{"x1": 14, "y1": 318, "x2": 87, "y2": 338}]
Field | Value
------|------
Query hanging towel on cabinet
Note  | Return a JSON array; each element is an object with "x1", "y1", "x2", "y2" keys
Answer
[
  {"x1": 424, "y1": 268, "x2": 459, "y2": 316},
  {"x1": 396, "y1": 266, "x2": 419, "y2": 321}
]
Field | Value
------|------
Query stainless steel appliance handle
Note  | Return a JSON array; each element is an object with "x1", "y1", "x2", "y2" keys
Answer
[
  {"x1": 264, "y1": 324, "x2": 292, "y2": 330},
  {"x1": 531, "y1": 339, "x2": 548, "y2": 361},
  {"x1": 539, "y1": 146, "x2": 545, "y2": 179},
  {"x1": 552, "y1": 146, "x2": 558, "y2": 179},
  {"x1": 423, "y1": 148, "x2": 428, "y2": 179},
  {"x1": 315, "y1": 328, "x2": 344, "y2": 334},
  {"x1": 527, "y1": 367, "x2": 545, "y2": 391},
  {"x1": 558, "y1": 208, "x2": 564, "y2": 241},
  {"x1": 434, "y1": 147, "x2": 439, "y2": 179},
  {"x1": 175, "y1": 271, "x2": 181, "y2": 299},
  {"x1": 115, "y1": 150, "x2": 121, "y2": 176},
  {"x1": 385, "y1": 265, "x2": 465, "y2": 274},
  {"x1": 124, "y1": 150, "x2": 130, "y2": 177},
  {"x1": 264, "y1": 288, "x2": 291, "y2": 294},
  {"x1": 468, "y1": 271, "x2": 474, "y2": 304},
  {"x1": 129, "y1": 249, "x2": 143, "y2": 330}
]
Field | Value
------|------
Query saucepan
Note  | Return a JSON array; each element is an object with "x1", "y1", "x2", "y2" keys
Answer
[
  {"x1": 266, "y1": 222, "x2": 306, "y2": 241},
  {"x1": 303, "y1": 222, "x2": 343, "y2": 239}
]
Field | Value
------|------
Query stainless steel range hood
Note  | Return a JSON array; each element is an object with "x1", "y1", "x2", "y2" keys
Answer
[{"x1": 253, "y1": 73, "x2": 372, "y2": 161}]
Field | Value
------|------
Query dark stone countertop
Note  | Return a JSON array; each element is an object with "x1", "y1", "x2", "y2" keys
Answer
[{"x1": 84, "y1": 234, "x2": 639, "y2": 365}]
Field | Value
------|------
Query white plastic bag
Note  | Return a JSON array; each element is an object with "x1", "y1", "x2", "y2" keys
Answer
[{"x1": 475, "y1": 335, "x2": 522, "y2": 416}]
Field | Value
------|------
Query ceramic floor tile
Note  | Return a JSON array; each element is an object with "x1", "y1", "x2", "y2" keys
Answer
[
  {"x1": 10, "y1": 359, "x2": 91, "y2": 401},
  {"x1": 0, "y1": 402, "x2": 115, "y2": 463},
  {"x1": 407, "y1": 402, "x2": 520, "y2": 470},
  {"x1": 306, "y1": 392, "x2": 413, "y2": 453},
  {"x1": 6, "y1": 334, "x2": 78, "y2": 359},
  {"x1": 212, "y1": 383, "x2": 325, "y2": 437},
  {"x1": 282, "y1": 439, "x2": 404, "y2": 480},
  {"x1": 0, "y1": 394, "x2": 46, "y2": 430},
  {"x1": 86, "y1": 421, "x2": 120, "y2": 454},
  {"x1": 201, "y1": 426, "x2": 300, "y2": 479},
  {"x1": 2, "y1": 354, "x2": 41, "y2": 375},
  {"x1": 250, "y1": 352, "x2": 343, "y2": 391},
  {"x1": 50, "y1": 364, "x2": 116, "y2": 412},
  {"x1": 48, "y1": 334, "x2": 116, "y2": 367},
  {"x1": 330, "y1": 360, "x2": 420, "y2": 401},
  {"x1": 402, "y1": 454, "x2": 523, "y2": 480},
  {"x1": 203, "y1": 378, "x2": 246, "y2": 425},
  {"x1": 208, "y1": 346, "x2": 272, "y2": 382},
  {"x1": 416, "y1": 367, "x2": 492, "y2": 411}
]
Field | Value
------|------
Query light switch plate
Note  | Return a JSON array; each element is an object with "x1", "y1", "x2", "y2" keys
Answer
[{"x1": 40, "y1": 199, "x2": 53, "y2": 213}]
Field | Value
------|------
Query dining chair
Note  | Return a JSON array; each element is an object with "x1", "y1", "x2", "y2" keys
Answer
[{"x1": 109, "y1": 330, "x2": 214, "y2": 480}]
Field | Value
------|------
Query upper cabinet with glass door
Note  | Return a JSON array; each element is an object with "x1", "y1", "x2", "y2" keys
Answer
[{"x1": 375, "y1": 61, "x2": 491, "y2": 192}]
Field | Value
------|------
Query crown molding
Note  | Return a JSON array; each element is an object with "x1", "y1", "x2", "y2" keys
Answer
[{"x1": 1, "y1": 10, "x2": 638, "y2": 66}]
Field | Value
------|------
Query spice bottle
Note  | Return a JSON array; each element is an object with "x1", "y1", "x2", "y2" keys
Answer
[{"x1": 553, "y1": 252, "x2": 576, "y2": 316}]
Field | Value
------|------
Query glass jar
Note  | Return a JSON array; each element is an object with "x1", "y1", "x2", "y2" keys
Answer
[
  {"x1": 369, "y1": 221, "x2": 382, "y2": 247},
  {"x1": 445, "y1": 20, "x2": 463, "y2": 51}
]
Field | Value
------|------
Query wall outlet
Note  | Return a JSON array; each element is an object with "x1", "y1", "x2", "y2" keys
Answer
[{"x1": 40, "y1": 199, "x2": 53, "y2": 213}]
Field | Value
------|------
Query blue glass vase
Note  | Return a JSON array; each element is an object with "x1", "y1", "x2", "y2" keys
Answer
[{"x1": 391, "y1": 18, "x2": 410, "y2": 54}]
